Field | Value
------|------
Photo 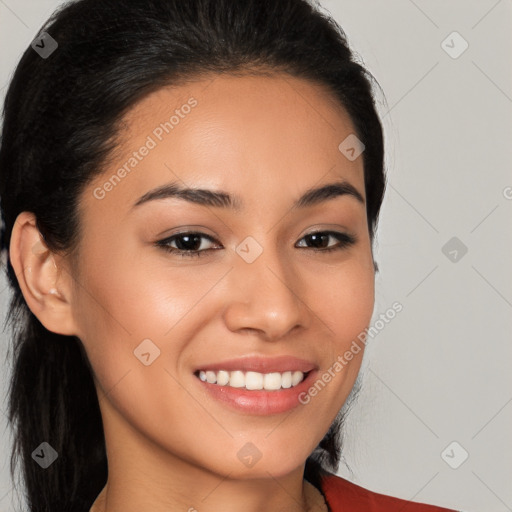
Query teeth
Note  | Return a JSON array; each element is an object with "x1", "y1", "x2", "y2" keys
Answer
[
  {"x1": 291, "y1": 370, "x2": 304, "y2": 386},
  {"x1": 197, "y1": 369, "x2": 306, "y2": 390},
  {"x1": 245, "y1": 371, "x2": 263, "y2": 390},
  {"x1": 281, "y1": 371, "x2": 292, "y2": 388},
  {"x1": 230, "y1": 370, "x2": 245, "y2": 388},
  {"x1": 216, "y1": 370, "x2": 230, "y2": 386},
  {"x1": 263, "y1": 372, "x2": 281, "y2": 390}
]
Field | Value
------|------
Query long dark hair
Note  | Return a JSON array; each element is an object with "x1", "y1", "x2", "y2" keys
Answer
[{"x1": 0, "y1": 0, "x2": 386, "y2": 510}]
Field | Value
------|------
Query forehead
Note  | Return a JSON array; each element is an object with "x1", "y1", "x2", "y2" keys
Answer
[{"x1": 84, "y1": 72, "x2": 365, "y2": 217}]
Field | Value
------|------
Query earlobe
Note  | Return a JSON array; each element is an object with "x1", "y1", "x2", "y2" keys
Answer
[{"x1": 9, "y1": 211, "x2": 79, "y2": 336}]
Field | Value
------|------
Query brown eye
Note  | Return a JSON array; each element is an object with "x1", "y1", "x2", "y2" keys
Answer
[
  {"x1": 296, "y1": 231, "x2": 356, "y2": 252},
  {"x1": 155, "y1": 232, "x2": 221, "y2": 258}
]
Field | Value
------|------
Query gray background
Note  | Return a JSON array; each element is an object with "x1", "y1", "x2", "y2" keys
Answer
[{"x1": 1, "y1": 1, "x2": 511, "y2": 511}]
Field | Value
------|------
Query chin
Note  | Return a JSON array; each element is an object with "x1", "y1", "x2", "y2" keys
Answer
[{"x1": 228, "y1": 446, "x2": 311, "y2": 480}]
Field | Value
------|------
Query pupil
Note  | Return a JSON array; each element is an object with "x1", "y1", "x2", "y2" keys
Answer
[
  {"x1": 177, "y1": 234, "x2": 201, "y2": 251},
  {"x1": 309, "y1": 233, "x2": 327, "y2": 248}
]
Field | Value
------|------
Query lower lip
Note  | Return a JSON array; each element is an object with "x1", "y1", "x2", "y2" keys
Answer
[{"x1": 195, "y1": 370, "x2": 318, "y2": 415}]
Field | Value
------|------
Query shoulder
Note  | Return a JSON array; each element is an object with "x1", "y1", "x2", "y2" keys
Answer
[{"x1": 319, "y1": 472, "x2": 458, "y2": 512}]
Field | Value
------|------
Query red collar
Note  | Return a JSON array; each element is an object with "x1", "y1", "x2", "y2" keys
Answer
[{"x1": 319, "y1": 473, "x2": 457, "y2": 512}]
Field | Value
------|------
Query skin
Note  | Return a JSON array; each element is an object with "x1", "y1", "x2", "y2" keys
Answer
[{"x1": 10, "y1": 72, "x2": 375, "y2": 512}]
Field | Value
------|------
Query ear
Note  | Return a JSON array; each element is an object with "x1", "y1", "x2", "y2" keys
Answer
[{"x1": 9, "y1": 211, "x2": 80, "y2": 336}]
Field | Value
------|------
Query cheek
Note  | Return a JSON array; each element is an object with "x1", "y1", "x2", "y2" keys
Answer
[
  {"x1": 75, "y1": 239, "x2": 222, "y2": 338},
  {"x1": 305, "y1": 256, "x2": 375, "y2": 347},
  {"x1": 73, "y1": 252, "x2": 223, "y2": 451},
  {"x1": 334, "y1": 269, "x2": 374, "y2": 344},
  {"x1": 297, "y1": 256, "x2": 374, "y2": 408},
  {"x1": 73, "y1": 245, "x2": 231, "y2": 406}
]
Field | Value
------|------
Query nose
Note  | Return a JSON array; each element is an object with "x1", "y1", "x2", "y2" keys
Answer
[{"x1": 222, "y1": 244, "x2": 310, "y2": 341}]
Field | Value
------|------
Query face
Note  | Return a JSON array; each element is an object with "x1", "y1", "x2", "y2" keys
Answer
[{"x1": 67, "y1": 73, "x2": 375, "y2": 480}]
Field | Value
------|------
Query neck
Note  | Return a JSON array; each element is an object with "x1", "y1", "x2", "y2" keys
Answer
[
  {"x1": 91, "y1": 469, "x2": 319, "y2": 512},
  {"x1": 89, "y1": 408, "x2": 323, "y2": 512}
]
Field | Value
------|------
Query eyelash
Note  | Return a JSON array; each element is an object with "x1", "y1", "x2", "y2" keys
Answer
[{"x1": 155, "y1": 230, "x2": 357, "y2": 258}]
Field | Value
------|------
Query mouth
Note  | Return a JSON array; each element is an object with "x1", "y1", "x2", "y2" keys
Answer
[
  {"x1": 194, "y1": 368, "x2": 318, "y2": 415},
  {"x1": 192, "y1": 355, "x2": 318, "y2": 415},
  {"x1": 194, "y1": 369, "x2": 311, "y2": 391}
]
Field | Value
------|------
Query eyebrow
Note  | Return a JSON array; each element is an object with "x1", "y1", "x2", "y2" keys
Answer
[{"x1": 131, "y1": 179, "x2": 365, "y2": 212}]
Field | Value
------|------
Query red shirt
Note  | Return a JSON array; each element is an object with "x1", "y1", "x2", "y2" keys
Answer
[{"x1": 320, "y1": 473, "x2": 458, "y2": 511}]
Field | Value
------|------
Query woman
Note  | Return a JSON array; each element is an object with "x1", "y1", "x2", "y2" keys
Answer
[{"x1": 0, "y1": 0, "x2": 459, "y2": 511}]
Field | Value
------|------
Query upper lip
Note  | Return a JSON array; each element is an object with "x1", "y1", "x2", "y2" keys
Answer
[{"x1": 195, "y1": 355, "x2": 317, "y2": 374}]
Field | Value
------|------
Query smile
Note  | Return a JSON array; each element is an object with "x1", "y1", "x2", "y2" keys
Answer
[{"x1": 195, "y1": 370, "x2": 307, "y2": 390}]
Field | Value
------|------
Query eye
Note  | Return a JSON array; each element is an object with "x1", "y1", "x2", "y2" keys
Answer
[
  {"x1": 295, "y1": 231, "x2": 356, "y2": 252},
  {"x1": 155, "y1": 229, "x2": 356, "y2": 259},
  {"x1": 155, "y1": 232, "x2": 222, "y2": 258}
]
